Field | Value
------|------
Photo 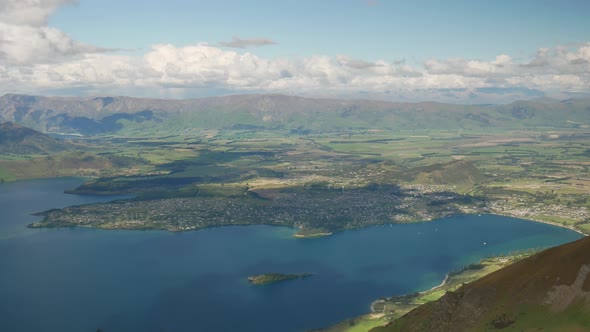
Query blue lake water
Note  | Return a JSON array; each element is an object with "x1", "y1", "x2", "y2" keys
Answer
[{"x1": 0, "y1": 178, "x2": 584, "y2": 332}]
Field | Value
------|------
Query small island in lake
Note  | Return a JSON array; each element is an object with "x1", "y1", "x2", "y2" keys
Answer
[
  {"x1": 293, "y1": 228, "x2": 333, "y2": 238},
  {"x1": 248, "y1": 273, "x2": 314, "y2": 285}
]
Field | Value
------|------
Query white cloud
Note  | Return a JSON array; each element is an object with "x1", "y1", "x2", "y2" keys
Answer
[
  {"x1": 0, "y1": 0, "x2": 74, "y2": 26},
  {"x1": 0, "y1": 0, "x2": 107, "y2": 65},
  {"x1": 0, "y1": 1, "x2": 589, "y2": 102},
  {"x1": 2, "y1": 41, "x2": 589, "y2": 102},
  {"x1": 0, "y1": 22, "x2": 106, "y2": 65}
]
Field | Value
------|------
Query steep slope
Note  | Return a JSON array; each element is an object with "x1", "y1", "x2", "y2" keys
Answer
[
  {"x1": 1, "y1": 94, "x2": 589, "y2": 135},
  {"x1": 0, "y1": 122, "x2": 70, "y2": 154},
  {"x1": 372, "y1": 236, "x2": 590, "y2": 332}
]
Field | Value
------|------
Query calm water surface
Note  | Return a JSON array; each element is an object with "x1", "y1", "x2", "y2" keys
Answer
[{"x1": 0, "y1": 178, "x2": 583, "y2": 332}]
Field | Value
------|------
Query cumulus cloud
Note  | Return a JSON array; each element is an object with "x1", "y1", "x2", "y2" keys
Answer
[
  {"x1": 521, "y1": 48, "x2": 550, "y2": 68},
  {"x1": 423, "y1": 45, "x2": 590, "y2": 93},
  {"x1": 0, "y1": 0, "x2": 74, "y2": 26},
  {"x1": 2, "y1": 41, "x2": 590, "y2": 102},
  {"x1": 0, "y1": 0, "x2": 589, "y2": 102},
  {"x1": 336, "y1": 57, "x2": 381, "y2": 69},
  {"x1": 0, "y1": 0, "x2": 108, "y2": 65},
  {"x1": 219, "y1": 36, "x2": 276, "y2": 49},
  {"x1": 424, "y1": 54, "x2": 515, "y2": 78}
]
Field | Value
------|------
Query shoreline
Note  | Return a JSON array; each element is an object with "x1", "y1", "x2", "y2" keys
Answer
[
  {"x1": 423, "y1": 273, "x2": 450, "y2": 293},
  {"x1": 369, "y1": 272, "x2": 451, "y2": 314},
  {"x1": 32, "y1": 210, "x2": 589, "y2": 238},
  {"x1": 370, "y1": 273, "x2": 450, "y2": 313},
  {"x1": 489, "y1": 212, "x2": 588, "y2": 237}
]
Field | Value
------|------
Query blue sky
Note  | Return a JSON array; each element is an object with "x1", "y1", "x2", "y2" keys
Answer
[
  {"x1": 1, "y1": 0, "x2": 590, "y2": 102},
  {"x1": 50, "y1": 0, "x2": 590, "y2": 61}
]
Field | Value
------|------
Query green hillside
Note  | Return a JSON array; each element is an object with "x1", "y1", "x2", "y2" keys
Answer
[{"x1": 372, "y1": 236, "x2": 590, "y2": 332}]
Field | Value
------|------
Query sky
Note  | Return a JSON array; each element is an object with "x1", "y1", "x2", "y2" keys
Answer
[{"x1": 1, "y1": 0, "x2": 590, "y2": 103}]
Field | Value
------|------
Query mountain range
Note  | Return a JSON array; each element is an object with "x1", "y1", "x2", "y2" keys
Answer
[{"x1": 0, "y1": 94, "x2": 589, "y2": 135}]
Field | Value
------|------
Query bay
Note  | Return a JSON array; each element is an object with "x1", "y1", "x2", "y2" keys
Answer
[{"x1": 0, "y1": 178, "x2": 583, "y2": 332}]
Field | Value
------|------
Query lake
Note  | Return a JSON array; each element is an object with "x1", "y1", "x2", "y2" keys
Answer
[{"x1": 0, "y1": 178, "x2": 583, "y2": 332}]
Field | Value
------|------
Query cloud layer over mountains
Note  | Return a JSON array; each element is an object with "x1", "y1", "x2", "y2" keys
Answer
[{"x1": 0, "y1": 0, "x2": 589, "y2": 102}]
